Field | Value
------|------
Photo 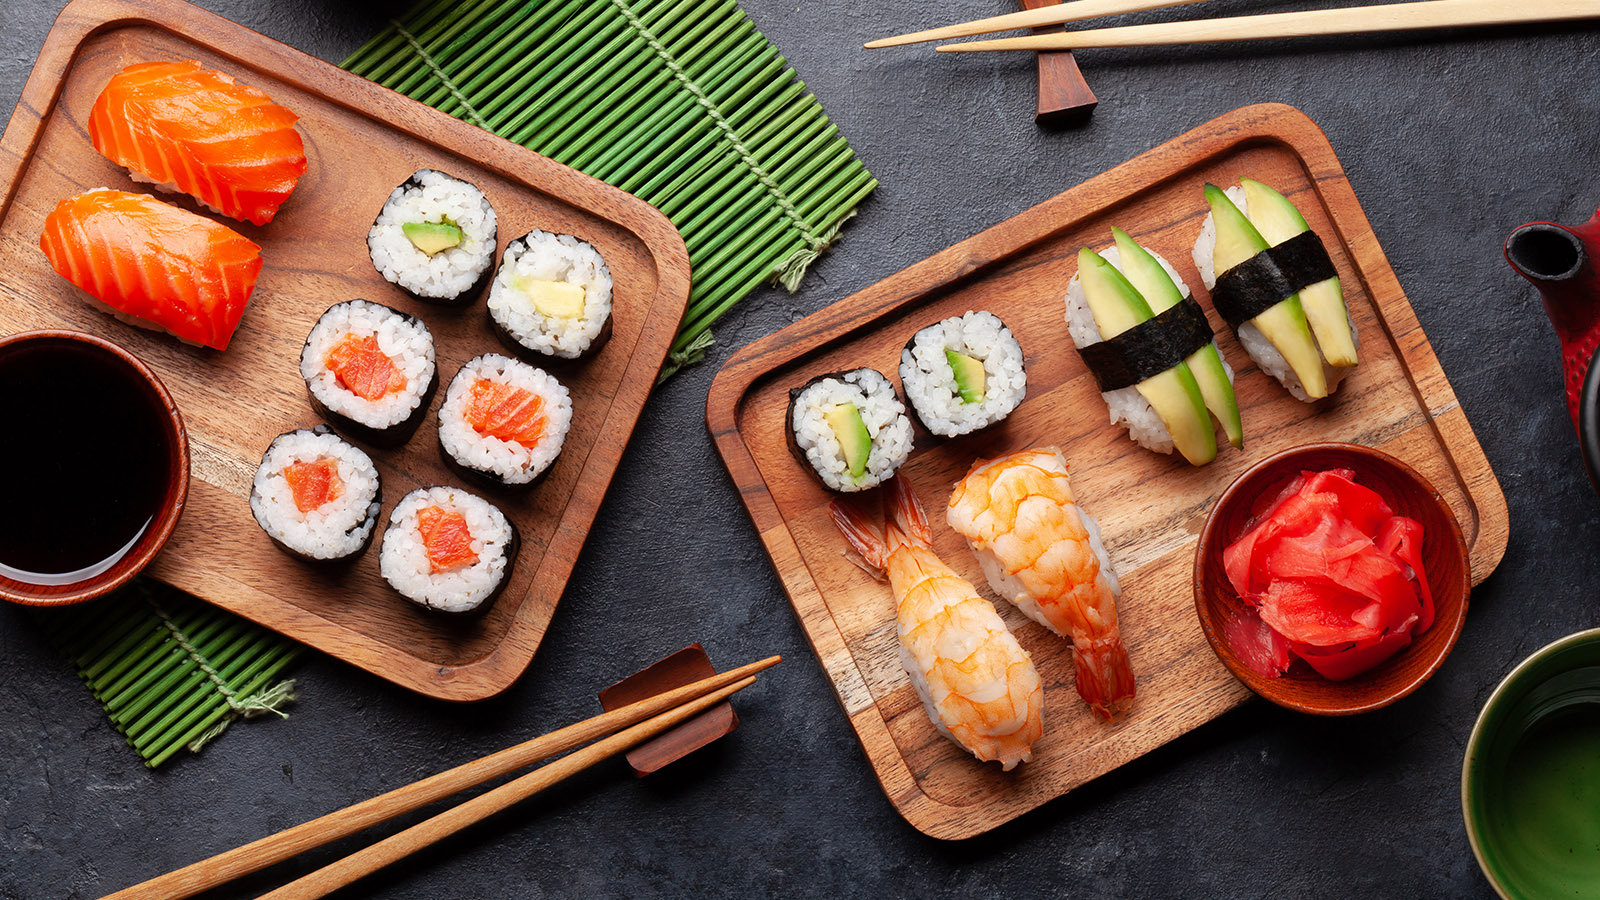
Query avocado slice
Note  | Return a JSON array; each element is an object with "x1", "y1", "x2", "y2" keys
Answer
[
  {"x1": 824, "y1": 402, "x2": 871, "y2": 479},
  {"x1": 402, "y1": 221, "x2": 463, "y2": 256},
  {"x1": 1111, "y1": 227, "x2": 1243, "y2": 450},
  {"x1": 1078, "y1": 247, "x2": 1217, "y2": 466},
  {"x1": 945, "y1": 350, "x2": 986, "y2": 404},
  {"x1": 514, "y1": 277, "x2": 587, "y2": 319},
  {"x1": 1239, "y1": 178, "x2": 1358, "y2": 368},
  {"x1": 1202, "y1": 184, "x2": 1329, "y2": 400}
]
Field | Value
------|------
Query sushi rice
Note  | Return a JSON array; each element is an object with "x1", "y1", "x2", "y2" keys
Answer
[
  {"x1": 898, "y1": 311, "x2": 1026, "y2": 437},
  {"x1": 1065, "y1": 246, "x2": 1233, "y2": 456},
  {"x1": 789, "y1": 369, "x2": 914, "y2": 493},
  {"x1": 380, "y1": 486, "x2": 516, "y2": 614},
  {"x1": 250, "y1": 428, "x2": 381, "y2": 561},
  {"x1": 1192, "y1": 184, "x2": 1358, "y2": 402},
  {"x1": 302, "y1": 300, "x2": 436, "y2": 432},
  {"x1": 438, "y1": 354, "x2": 572, "y2": 486},
  {"x1": 368, "y1": 169, "x2": 497, "y2": 303},
  {"x1": 488, "y1": 230, "x2": 614, "y2": 360}
]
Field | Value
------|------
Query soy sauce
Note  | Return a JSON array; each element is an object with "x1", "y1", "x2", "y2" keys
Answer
[{"x1": 0, "y1": 342, "x2": 171, "y2": 584}]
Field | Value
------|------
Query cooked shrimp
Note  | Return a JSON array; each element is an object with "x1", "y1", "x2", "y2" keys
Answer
[
  {"x1": 947, "y1": 447, "x2": 1135, "y2": 722},
  {"x1": 831, "y1": 475, "x2": 1043, "y2": 770}
]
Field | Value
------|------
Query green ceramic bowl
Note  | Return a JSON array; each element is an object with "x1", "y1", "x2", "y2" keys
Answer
[{"x1": 1463, "y1": 628, "x2": 1600, "y2": 898}]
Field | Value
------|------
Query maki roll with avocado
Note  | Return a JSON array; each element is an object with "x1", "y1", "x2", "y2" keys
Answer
[
  {"x1": 788, "y1": 368, "x2": 913, "y2": 492},
  {"x1": 899, "y1": 311, "x2": 1027, "y2": 438},
  {"x1": 301, "y1": 300, "x2": 438, "y2": 446},
  {"x1": 438, "y1": 354, "x2": 572, "y2": 488},
  {"x1": 250, "y1": 427, "x2": 382, "y2": 562},
  {"x1": 368, "y1": 169, "x2": 498, "y2": 305},
  {"x1": 487, "y1": 230, "x2": 614, "y2": 361},
  {"x1": 1066, "y1": 229, "x2": 1242, "y2": 466},
  {"x1": 1192, "y1": 179, "x2": 1359, "y2": 402},
  {"x1": 380, "y1": 486, "x2": 518, "y2": 614}
]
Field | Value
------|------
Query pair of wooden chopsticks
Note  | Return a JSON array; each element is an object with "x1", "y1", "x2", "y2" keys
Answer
[
  {"x1": 100, "y1": 655, "x2": 781, "y2": 900},
  {"x1": 867, "y1": 0, "x2": 1600, "y2": 53}
]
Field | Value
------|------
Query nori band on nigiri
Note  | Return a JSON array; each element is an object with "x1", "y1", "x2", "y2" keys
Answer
[
  {"x1": 1078, "y1": 295, "x2": 1216, "y2": 393},
  {"x1": 1211, "y1": 230, "x2": 1338, "y2": 329}
]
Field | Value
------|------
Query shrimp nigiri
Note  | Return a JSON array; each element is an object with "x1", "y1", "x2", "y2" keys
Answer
[
  {"x1": 832, "y1": 475, "x2": 1043, "y2": 770},
  {"x1": 946, "y1": 447, "x2": 1135, "y2": 721}
]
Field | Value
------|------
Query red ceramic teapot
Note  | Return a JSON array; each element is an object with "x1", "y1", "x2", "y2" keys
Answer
[{"x1": 1506, "y1": 205, "x2": 1600, "y2": 490}]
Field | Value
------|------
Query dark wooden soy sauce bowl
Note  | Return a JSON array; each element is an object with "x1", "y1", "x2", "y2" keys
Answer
[
  {"x1": 1193, "y1": 443, "x2": 1471, "y2": 715},
  {"x1": 0, "y1": 331, "x2": 189, "y2": 606}
]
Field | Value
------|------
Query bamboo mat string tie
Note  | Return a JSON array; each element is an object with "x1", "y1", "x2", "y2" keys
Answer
[
  {"x1": 389, "y1": 18, "x2": 493, "y2": 131},
  {"x1": 605, "y1": 0, "x2": 825, "y2": 257},
  {"x1": 147, "y1": 596, "x2": 297, "y2": 751}
]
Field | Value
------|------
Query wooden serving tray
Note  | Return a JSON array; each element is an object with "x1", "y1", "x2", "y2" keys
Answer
[
  {"x1": 707, "y1": 104, "x2": 1508, "y2": 839},
  {"x1": 0, "y1": 0, "x2": 690, "y2": 700}
]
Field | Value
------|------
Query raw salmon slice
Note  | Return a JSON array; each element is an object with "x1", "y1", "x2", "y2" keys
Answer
[
  {"x1": 464, "y1": 380, "x2": 546, "y2": 445},
  {"x1": 88, "y1": 60, "x2": 307, "y2": 226},
  {"x1": 417, "y1": 506, "x2": 478, "y2": 573},
  {"x1": 282, "y1": 458, "x2": 343, "y2": 513},
  {"x1": 325, "y1": 334, "x2": 406, "y2": 400},
  {"x1": 39, "y1": 189, "x2": 262, "y2": 350}
]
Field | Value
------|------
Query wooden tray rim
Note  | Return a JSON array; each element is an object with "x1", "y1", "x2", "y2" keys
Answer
[
  {"x1": 0, "y1": 0, "x2": 693, "y2": 701},
  {"x1": 705, "y1": 102, "x2": 1509, "y2": 839}
]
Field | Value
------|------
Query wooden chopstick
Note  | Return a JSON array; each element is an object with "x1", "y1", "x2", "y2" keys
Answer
[
  {"x1": 865, "y1": 0, "x2": 1208, "y2": 48},
  {"x1": 258, "y1": 676, "x2": 760, "y2": 900},
  {"x1": 935, "y1": 0, "x2": 1600, "y2": 52},
  {"x1": 99, "y1": 656, "x2": 780, "y2": 900}
]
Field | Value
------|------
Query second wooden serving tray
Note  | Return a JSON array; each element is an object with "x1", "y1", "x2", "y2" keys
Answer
[
  {"x1": 707, "y1": 103, "x2": 1508, "y2": 839},
  {"x1": 0, "y1": 0, "x2": 691, "y2": 700}
]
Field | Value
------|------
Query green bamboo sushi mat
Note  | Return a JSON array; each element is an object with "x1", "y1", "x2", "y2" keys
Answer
[
  {"x1": 342, "y1": 0, "x2": 878, "y2": 376},
  {"x1": 35, "y1": 581, "x2": 301, "y2": 768}
]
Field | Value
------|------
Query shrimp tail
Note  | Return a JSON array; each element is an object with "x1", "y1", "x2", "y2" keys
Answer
[
  {"x1": 1073, "y1": 637, "x2": 1137, "y2": 722},
  {"x1": 830, "y1": 497, "x2": 888, "y2": 572},
  {"x1": 882, "y1": 474, "x2": 933, "y2": 550}
]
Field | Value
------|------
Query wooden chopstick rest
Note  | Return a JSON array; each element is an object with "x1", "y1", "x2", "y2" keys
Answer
[
  {"x1": 1018, "y1": 0, "x2": 1098, "y2": 125},
  {"x1": 598, "y1": 643, "x2": 740, "y2": 776}
]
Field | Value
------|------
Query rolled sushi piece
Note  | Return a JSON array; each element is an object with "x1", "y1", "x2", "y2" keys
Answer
[
  {"x1": 301, "y1": 300, "x2": 438, "y2": 446},
  {"x1": 788, "y1": 368, "x2": 914, "y2": 493},
  {"x1": 487, "y1": 229, "x2": 614, "y2": 361},
  {"x1": 438, "y1": 354, "x2": 573, "y2": 488},
  {"x1": 367, "y1": 169, "x2": 498, "y2": 305},
  {"x1": 1193, "y1": 180, "x2": 1359, "y2": 402},
  {"x1": 1065, "y1": 233, "x2": 1238, "y2": 466},
  {"x1": 898, "y1": 310, "x2": 1027, "y2": 438},
  {"x1": 249, "y1": 427, "x2": 382, "y2": 562},
  {"x1": 380, "y1": 486, "x2": 518, "y2": 614}
]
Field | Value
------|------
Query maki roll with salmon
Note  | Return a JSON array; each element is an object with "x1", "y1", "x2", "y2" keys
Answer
[
  {"x1": 1066, "y1": 229, "x2": 1242, "y2": 466},
  {"x1": 368, "y1": 169, "x2": 498, "y2": 305},
  {"x1": 250, "y1": 427, "x2": 382, "y2": 562},
  {"x1": 788, "y1": 368, "x2": 914, "y2": 492},
  {"x1": 487, "y1": 230, "x2": 614, "y2": 361},
  {"x1": 1192, "y1": 179, "x2": 1359, "y2": 402},
  {"x1": 380, "y1": 486, "x2": 518, "y2": 614},
  {"x1": 438, "y1": 354, "x2": 572, "y2": 488},
  {"x1": 301, "y1": 300, "x2": 438, "y2": 446},
  {"x1": 898, "y1": 311, "x2": 1026, "y2": 438}
]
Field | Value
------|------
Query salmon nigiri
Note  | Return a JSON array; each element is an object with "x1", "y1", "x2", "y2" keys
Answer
[
  {"x1": 88, "y1": 60, "x2": 307, "y2": 226},
  {"x1": 40, "y1": 189, "x2": 263, "y2": 350}
]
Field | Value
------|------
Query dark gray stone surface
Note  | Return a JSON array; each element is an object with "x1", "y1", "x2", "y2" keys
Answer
[{"x1": 1, "y1": 1, "x2": 1597, "y2": 897}]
